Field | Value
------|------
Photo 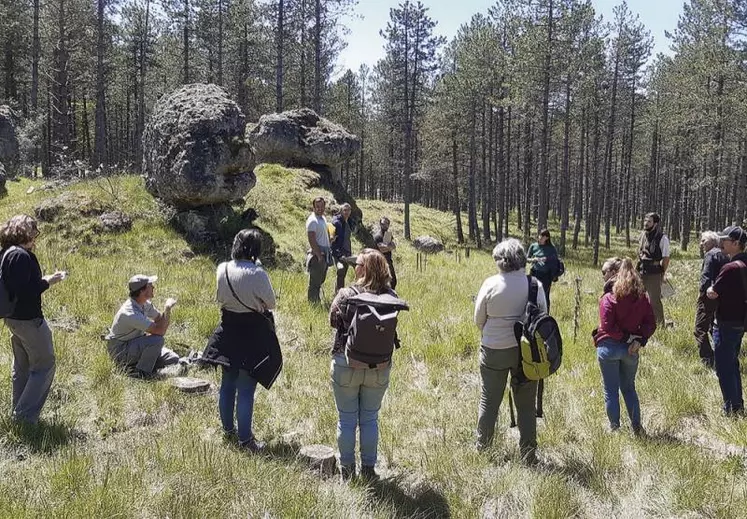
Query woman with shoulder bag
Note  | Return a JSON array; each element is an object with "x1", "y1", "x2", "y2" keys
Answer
[
  {"x1": 202, "y1": 229, "x2": 280, "y2": 452},
  {"x1": 474, "y1": 238, "x2": 547, "y2": 464},
  {"x1": 329, "y1": 248, "x2": 400, "y2": 482}
]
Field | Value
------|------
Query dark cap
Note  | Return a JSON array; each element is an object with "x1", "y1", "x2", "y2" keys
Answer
[
  {"x1": 128, "y1": 274, "x2": 158, "y2": 292},
  {"x1": 718, "y1": 226, "x2": 747, "y2": 245}
]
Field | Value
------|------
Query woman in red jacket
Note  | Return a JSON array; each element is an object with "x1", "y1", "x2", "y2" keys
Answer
[{"x1": 593, "y1": 258, "x2": 656, "y2": 434}]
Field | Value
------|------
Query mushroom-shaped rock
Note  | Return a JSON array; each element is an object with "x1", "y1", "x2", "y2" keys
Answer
[
  {"x1": 142, "y1": 84, "x2": 256, "y2": 208},
  {"x1": 0, "y1": 106, "x2": 19, "y2": 176},
  {"x1": 246, "y1": 108, "x2": 360, "y2": 182}
]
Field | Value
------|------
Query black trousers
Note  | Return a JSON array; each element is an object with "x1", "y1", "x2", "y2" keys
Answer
[
  {"x1": 694, "y1": 293, "x2": 718, "y2": 362},
  {"x1": 387, "y1": 258, "x2": 397, "y2": 290},
  {"x1": 532, "y1": 273, "x2": 553, "y2": 314}
]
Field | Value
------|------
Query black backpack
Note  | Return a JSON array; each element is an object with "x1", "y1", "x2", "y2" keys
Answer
[
  {"x1": 345, "y1": 287, "x2": 409, "y2": 368},
  {"x1": 0, "y1": 247, "x2": 17, "y2": 318}
]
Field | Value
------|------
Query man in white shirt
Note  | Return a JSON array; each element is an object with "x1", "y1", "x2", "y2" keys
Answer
[
  {"x1": 637, "y1": 212, "x2": 670, "y2": 326},
  {"x1": 306, "y1": 197, "x2": 331, "y2": 303}
]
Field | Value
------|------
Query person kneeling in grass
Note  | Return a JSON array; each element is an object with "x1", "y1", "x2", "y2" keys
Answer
[
  {"x1": 105, "y1": 274, "x2": 183, "y2": 378},
  {"x1": 593, "y1": 258, "x2": 656, "y2": 435},
  {"x1": 201, "y1": 229, "x2": 280, "y2": 452}
]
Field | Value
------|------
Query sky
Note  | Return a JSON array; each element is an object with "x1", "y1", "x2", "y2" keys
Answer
[{"x1": 334, "y1": 0, "x2": 685, "y2": 78}]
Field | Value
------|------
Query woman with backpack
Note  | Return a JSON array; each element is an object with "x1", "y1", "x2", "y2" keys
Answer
[
  {"x1": 474, "y1": 238, "x2": 548, "y2": 464},
  {"x1": 201, "y1": 229, "x2": 280, "y2": 453},
  {"x1": 527, "y1": 229, "x2": 561, "y2": 313},
  {"x1": 329, "y1": 248, "x2": 404, "y2": 482},
  {"x1": 593, "y1": 258, "x2": 656, "y2": 435}
]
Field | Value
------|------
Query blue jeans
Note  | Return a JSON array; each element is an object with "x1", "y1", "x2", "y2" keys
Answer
[
  {"x1": 219, "y1": 367, "x2": 258, "y2": 443},
  {"x1": 597, "y1": 339, "x2": 641, "y2": 429},
  {"x1": 713, "y1": 324, "x2": 744, "y2": 413},
  {"x1": 330, "y1": 355, "x2": 390, "y2": 467}
]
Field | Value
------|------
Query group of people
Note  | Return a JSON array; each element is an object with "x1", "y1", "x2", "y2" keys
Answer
[
  {"x1": 2, "y1": 204, "x2": 746, "y2": 481},
  {"x1": 305, "y1": 197, "x2": 397, "y2": 303}
]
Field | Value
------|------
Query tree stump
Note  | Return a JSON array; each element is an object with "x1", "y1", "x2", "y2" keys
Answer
[
  {"x1": 299, "y1": 444, "x2": 337, "y2": 477},
  {"x1": 171, "y1": 377, "x2": 211, "y2": 394}
]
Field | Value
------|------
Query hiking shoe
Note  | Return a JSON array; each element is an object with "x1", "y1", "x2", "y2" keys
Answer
[
  {"x1": 609, "y1": 423, "x2": 621, "y2": 433},
  {"x1": 632, "y1": 425, "x2": 646, "y2": 438},
  {"x1": 340, "y1": 464, "x2": 356, "y2": 482},
  {"x1": 239, "y1": 437, "x2": 265, "y2": 453},
  {"x1": 360, "y1": 465, "x2": 380, "y2": 483}
]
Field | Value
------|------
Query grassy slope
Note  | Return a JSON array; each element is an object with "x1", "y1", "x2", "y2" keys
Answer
[{"x1": 0, "y1": 165, "x2": 745, "y2": 518}]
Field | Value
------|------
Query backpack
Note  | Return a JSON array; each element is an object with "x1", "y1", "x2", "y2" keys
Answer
[
  {"x1": 556, "y1": 259, "x2": 565, "y2": 279},
  {"x1": 344, "y1": 287, "x2": 409, "y2": 368},
  {"x1": 0, "y1": 247, "x2": 17, "y2": 318},
  {"x1": 514, "y1": 276, "x2": 563, "y2": 381}
]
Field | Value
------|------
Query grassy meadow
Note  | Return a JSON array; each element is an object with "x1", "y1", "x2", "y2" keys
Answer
[{"x1": 0, "y1": 165, "x2": 746, "y2": 518}]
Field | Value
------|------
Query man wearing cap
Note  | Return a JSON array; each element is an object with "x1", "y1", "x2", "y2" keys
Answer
[
  {"x1": 637, "y1": 212, "x2": 670, "y2": 326},
  {"x1": 105, "y1": 275, "x2": 181, "y2": 377},
  {"x1": 706, "y1": 226, "x2": 747, "y2": 415}
]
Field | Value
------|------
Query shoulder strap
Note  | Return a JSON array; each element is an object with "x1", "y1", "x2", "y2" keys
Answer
[
  {"x1": 527, "y1": 275, "x2": 538, "y2": 305},
  {"x1": 225, "y1": 262, "x2": 255, "y2": 313},
  {"x1": 0, "y1": 246, "x2": 16, "y2": 276}
]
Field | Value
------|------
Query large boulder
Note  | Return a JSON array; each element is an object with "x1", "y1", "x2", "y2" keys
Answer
[
  {"x1": 413, "y1": 236, "x2": 444, "y2": 254},
  {"x1": 246, "y1": 108, "x2": 360, "y2": 182},
  {"x1": 0, "y1": 106, "x2": 19, "y2": 176},
  {"x1": 142, "y1": 84, "x2": 256, "y2": 208}
]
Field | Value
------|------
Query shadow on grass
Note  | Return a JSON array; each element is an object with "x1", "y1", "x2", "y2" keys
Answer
[
  {"x1": 365, "y1": 473, "x2": 451, "y2": 518},
  {"x1": 0, "y1": 416, "x2": 84, "y2": 455}
]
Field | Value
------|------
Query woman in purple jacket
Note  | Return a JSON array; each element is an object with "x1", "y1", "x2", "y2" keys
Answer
[{"x1": 593, "y1": 258, "x2": 656, "y2": 435}]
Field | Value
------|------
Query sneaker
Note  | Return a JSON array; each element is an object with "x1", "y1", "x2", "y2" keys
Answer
[
  {"x1": 360, "y1": 465, "x2": 380, "y2": 482},
  {"x1": 340, "y1": 464, "x2": 356, "y2": 482},
  {"x1": 239, "y1": 437, "x2": 265, "y2": 453},
  {"x1": 609, "y1": 423, "x2": 621, "y2": 433},
  {"x1": 632, "y1": 425, "x2": 646, "y2": 437}
]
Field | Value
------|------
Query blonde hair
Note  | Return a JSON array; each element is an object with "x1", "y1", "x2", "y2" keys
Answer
[
  {"x1": 613, "y1": 258, "x2": 646, "y2": 300},
  {"x1": 0, "y1": 214, "x2": 39, "y2": 248},
  {"x1": 355, "y1": 248, "x2": 391, "y2": 292}
]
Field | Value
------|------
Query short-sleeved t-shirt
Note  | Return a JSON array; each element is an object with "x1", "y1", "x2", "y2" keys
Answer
[
  {"x1": 306, "y1": 213, "x2": 330, "y2": 248},
  {"x1": 659, "y1": 235, "x2": 670, "y2": 258},
  {"x1": 106, "y1": 298, "x2": 160, "y2": 343}
]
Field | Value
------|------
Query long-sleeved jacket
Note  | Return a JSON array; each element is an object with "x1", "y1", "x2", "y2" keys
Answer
[
  {"x1": 593, "y1": 291, "x2": 656, "y2": 347},
  {"x1": 0, "y1": 246, "x2": 49, "y2": 320},
  {"x1": 700, "y1": 247, "x2": 728, "y2": 295}
]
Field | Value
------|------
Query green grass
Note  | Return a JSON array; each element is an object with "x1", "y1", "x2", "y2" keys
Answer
[{"x1": 0, "y1": 166, "x2": 746, "y2": 518}]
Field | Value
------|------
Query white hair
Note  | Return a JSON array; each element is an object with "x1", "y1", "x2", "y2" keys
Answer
[
  {"x1": 700, "y1": 231, "x2": 719, "y2": 251},
  {"x1": 492, "y1": 238, "x2": 527, "y2": 273}
]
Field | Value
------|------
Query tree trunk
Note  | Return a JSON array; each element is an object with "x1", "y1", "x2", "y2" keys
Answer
[
  {"x1": 276, "y1": 0, "x2": 284, "y2": 112},
  {"x1": 94, "y1": 0, "x2": 108, "y2": 167},
  {"x1": 522, "y1": 116, "x2": 533, "y2": 245},
  {"x1": 453, "y1": 135, "x2": 464, "y2": 243},
  {"x1": 313, "y1": 0, "x2": 322, "y2": 113},
  {"x1": 537, "y1": 0, "x2": 553, "y2": 232},
  {"x1": 183, "y1": 0, "x2": 190, "y2": 83},
  {"x1": 559, "y1": 78, "x2": 571, "y2": 256}
]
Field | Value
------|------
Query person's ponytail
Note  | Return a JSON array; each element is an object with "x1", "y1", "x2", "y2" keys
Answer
[{"x1": 613, "y1": 257, "x2": 645, "y2": 300}]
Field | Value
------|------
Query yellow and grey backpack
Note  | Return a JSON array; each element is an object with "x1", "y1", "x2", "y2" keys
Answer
[{"x1": 509, "y1": 276, "x2": 563, "y2": 425}]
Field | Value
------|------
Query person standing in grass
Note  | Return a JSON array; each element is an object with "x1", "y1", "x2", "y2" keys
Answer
[
  {"x1": 0, "y1": 215, "x2": 66, "y2": 424},
  {"x1": 329, "y1": 248, "x2": 400, "y2": 482},
  {"x1": 105, "y1": 275, "x2": 182, "y2": 377},
  {"x1": 637, "y1": 213, "x2": 670, "y2": 327},
  {"x1": 593, "y1": 258, "x2": 656, "y2": 435},
  {"x1": 527, "y1": 229, "x2": 560, "y2": 313},
  {"x1": 474, "y1": 238, "x2": 547, "y2": 464},
  {"x1": 306, "y1": 196, "x2": 331, "y2": 303},
  {"x1": 202, "y1": 229, "x2": 280, "y2": 452},
  {"x1": 331, "y1": 203, "x2": 354, "y2": 293},
  {"x1": 695, "y1": 231, "x2": 728, "y2": 369},
  {"x1": 373, "y1": 217, "x2": 397, "y2": 290},
  {"x1": 706, "y1": 226, "x2": 747, "y2": 416}
]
